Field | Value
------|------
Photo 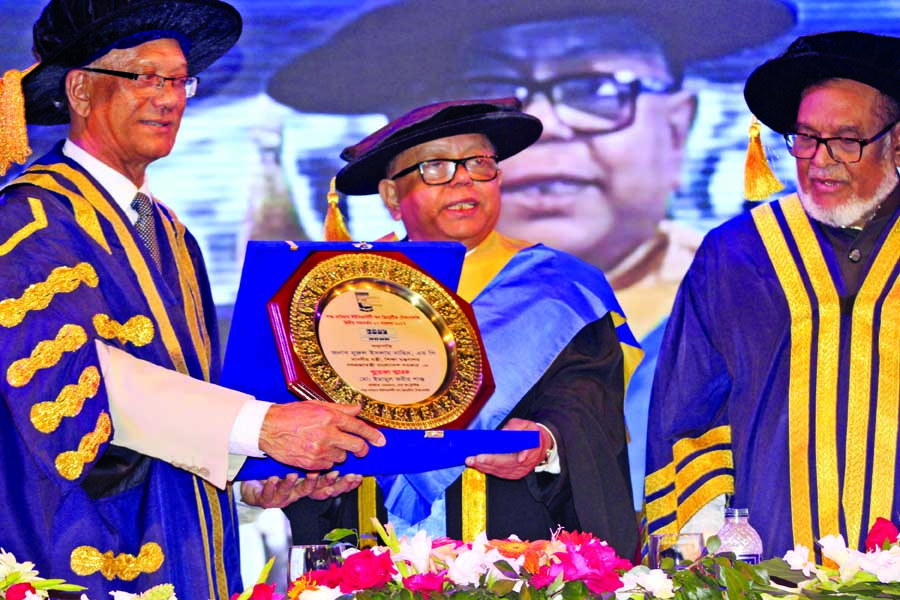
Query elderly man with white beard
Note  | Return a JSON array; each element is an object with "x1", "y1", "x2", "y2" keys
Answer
[{"x1": 644, "y1": 30, "x2": 900, "y2": 562}]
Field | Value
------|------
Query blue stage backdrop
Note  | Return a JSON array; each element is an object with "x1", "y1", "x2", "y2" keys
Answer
[{"x1": 2, "y1": 0, "x2": 898, "y2": 343}]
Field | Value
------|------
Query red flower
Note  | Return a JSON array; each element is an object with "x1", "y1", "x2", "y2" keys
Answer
[
  {"x1": 307, "y1": 563, "x2": 343, "y2": 588},
  {"x1": 866, "y1": 517, "x2": 900, "y2": 551},
  {"x1": 338, "y1": 549, "x2": 396, "y2": 593},
  {"x1": 403, "y1": 572, "x2": 445, "y2": 597},
  {"x1": 6, "y1": 582, "x2": 36, "y2": 600},
  {"x1": 241, "y1": 583, "x2": 278, "y2": 600}
]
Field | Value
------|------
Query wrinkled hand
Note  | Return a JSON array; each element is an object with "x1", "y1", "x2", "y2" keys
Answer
[
  {"x1": 240, "y1": 472, "x2": 364, "y2": 508},
  {"x1": 464, "y1": 418, "x2": 553, "y2": 480},
  {"x1": 259, "y1": 400, "x2": 385, "y2": 471}
]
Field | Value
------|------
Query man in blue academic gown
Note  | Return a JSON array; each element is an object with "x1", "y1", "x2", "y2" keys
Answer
[
  {"x1": 0, "y1": 1, "x2": 384, "y2": 597},
  {"x1": 645, "y1": 31, "x2": 900, "y2": 560}
]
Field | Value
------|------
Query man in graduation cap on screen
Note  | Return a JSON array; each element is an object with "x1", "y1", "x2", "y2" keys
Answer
[{"x1": 272, "y1": 97, "x2": 643, "y2": 558}]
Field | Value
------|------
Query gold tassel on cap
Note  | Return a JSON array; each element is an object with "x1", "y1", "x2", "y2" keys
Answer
[
  {"x1": 323, "y1": 176, "x2": 352, "y2": 241},
  {"x1": 0, "y1": 65, "x2": 36, "y2": 177},
  {"x1": 743, "y1": 115, "x2": 784, "y2": 202}
]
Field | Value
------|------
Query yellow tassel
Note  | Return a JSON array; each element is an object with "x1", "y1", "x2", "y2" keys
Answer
[
  {"x1": 323, "y1": 177, "x2": 352, "y2": 241},
  {"x1": 743, "y1": 115, "x2": 784, "y2": 202},
  {"x1": 0, "y1": 65, "x2": 37, "y2": 177}
]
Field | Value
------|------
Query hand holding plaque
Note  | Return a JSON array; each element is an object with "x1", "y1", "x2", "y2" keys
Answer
[{"x1": 222, "y1": 241, "x2": 538, "y2": 480}]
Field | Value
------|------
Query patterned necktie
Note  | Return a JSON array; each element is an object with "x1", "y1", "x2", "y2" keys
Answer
[{"x1": 131, "y1": 192, "x2": 162, "y2": 272}]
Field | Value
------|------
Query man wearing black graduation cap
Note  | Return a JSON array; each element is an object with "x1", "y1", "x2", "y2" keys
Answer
[
  {"x1": 0, "y1": 1, "x2": 384, "y2": 597},
  {"x1": 645, "y1": 31, "x2": 900, "y2": 559},
  {"x1": 278, "y1": 97, "x2": 643, "y2": 557},
  {"x1": 266, "y1": 0, "x2": 795, "y2": 514}
]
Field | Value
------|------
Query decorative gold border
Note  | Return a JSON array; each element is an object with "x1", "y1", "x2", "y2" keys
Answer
[{"x1": 288, "y1": 253, "x2": 483, "y2": 429}]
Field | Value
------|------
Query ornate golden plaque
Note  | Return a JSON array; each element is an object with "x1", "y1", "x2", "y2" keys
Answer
[{"x1": 268, "y1": 250, "x2": 493, "y2": 429}]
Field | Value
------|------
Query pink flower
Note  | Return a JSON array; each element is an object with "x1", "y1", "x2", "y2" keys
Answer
[
  {"x1": 6, "y1": 582, "x2": 36, "y2": 600},
  {"x1": 403, "y1": 572, "x2": 446, "y2": 597},
  {"x1": 529, "y1": 562, "x2": 564, "y2": 589},
  {"x1": 338, "y1": 549, "x2": 396, "y2": 593},
  {"x1": 866, "y1": 518, "x2": 900, "y2": 552}
]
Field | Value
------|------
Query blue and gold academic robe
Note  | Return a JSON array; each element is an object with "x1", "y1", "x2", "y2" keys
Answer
[
  {"x1": 645, "y1": 195, "x2": 900, "y2": 559},
  {"x1": 0, "y1": 144, "x2": 241, "y2": 598}
]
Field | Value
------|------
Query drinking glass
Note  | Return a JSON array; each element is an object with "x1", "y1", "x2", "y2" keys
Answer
[
  {"x1": 287, "y1": 544, "x2": 342, "y2": 587},
  {"x1": 648, "y1": 532, "x2": 705, "y2": 569}
]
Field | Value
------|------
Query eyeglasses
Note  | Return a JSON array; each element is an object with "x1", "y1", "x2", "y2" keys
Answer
[
  {"x1": 784, "y1": 119, "x2": 899, "y2": 164},
  {"x1": 446, "y1": 71, "x2": 678, "y2": 134},
  {"x1": 390, "y1": 155, "x2": 499, "y2": 185},
  {"x1": 80, "y1": 67, "x2": 199, "y2": 98}
]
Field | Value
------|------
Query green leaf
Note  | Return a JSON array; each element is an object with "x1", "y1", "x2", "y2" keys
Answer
[
  {"x1": 721, "y1": 565, "x2": 751, "y2": 600},
  {"x1": 491, "y1": 579, "x2": 516, "y2": 596},
  {"x1": 493, "y1": 560, "x2": 519, "y2": 579},
  {"x1": 324, "y1": 528, "x2": 359, "y2": 544},
  {"x1": 560, "y1": 580, "x2": 591, "y2": 600},
  {"x1": 45, "y1": 583, "x2": 88, "y2": 592},
  {"x1": 706, "y1": 536, "x2": 722, "y2": 555},
  {"x1": 256, "y1": 556, "x2": 275, "y2": 584}
]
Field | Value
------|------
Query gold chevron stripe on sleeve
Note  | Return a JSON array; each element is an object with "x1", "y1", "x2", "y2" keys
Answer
[
  {"x1": 12, "y1": 172, "x2": 109, "y2": 254},
  {"x1": 55, "y1": 411, "x2": 111, "y2": 480},
  {"x1": 0, "y1": 197, "x2": 47, "y2": 256},
  {"x1": 70, "y1": 541, "x2": 164, "y2": 580},
  {"x1": 30, "y1": 366, "x2": 101, "y2": 433},
  {"x1": 0, "y1": 262, "x2": 99, "y2": 328},
  {"x1": 7, "y1": 323, "x2": 88, "y2": 387},
  {"x1": 92, "y1": 313, "x2": 154, "y2": 346}
]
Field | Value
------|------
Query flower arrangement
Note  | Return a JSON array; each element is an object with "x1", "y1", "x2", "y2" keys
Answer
[
  {"x1": 286, "y1": 521, "x2": 637, "y2": 600},
  {"x1": 5, "y1": 517, "x2": 899, "y2": 600},
  {"x1": 766, "y1": 516, "x2": 900, "y2": 598},
  {"x1": 281, "y1": 518, "x2": 900, "y2": 600}
]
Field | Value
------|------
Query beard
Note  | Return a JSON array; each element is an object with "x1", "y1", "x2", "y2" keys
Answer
[{"x1": 798, "y1": 142, "x2": 898, "y2": 228}]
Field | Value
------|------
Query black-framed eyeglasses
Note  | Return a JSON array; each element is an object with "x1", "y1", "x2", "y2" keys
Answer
[
  {"x1": 784, "y1": 119, "x2": 899, "y2": 164},
  {"x1": 80, "y1": 67, "x2": 199, "y2": 98},
  {"x1": 390, "y1": 155, "x2": 499, "y2": 185},
  {"x1": 446, "y1": 71, "x2": 679, "y2": 134}
]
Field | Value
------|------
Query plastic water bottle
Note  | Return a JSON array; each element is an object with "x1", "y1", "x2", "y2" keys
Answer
[{"x1": 716, "y1": 507, "x2": 763, "y2": 564}]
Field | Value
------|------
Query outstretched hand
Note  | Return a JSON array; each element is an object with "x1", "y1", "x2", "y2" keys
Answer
[
  {"x1": 240, "y1": 472, "x2": 364, "y2": 508},
  {"x1": 464, "y1": 418, "x2": 553, "y2": 480},
  {"x1": 259, "y1": 400, "x2": 385, "y2": 471}
]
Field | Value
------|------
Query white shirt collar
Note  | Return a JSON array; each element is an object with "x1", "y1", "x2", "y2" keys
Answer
[{"x1": 62, "y1": 139, "x2": 153, "y2": 224}]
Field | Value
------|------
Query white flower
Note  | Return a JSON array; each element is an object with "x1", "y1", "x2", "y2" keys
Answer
[
  {"x1": 395, "y1": 530, "x2": 433, "y2": 573},
  {"x1": 0, "y1": 547, "x2": 38, "y2": 582},
  {"x1": 859, "y1": 545, "x2": 900, "y2": 583},
  {"x1": 616, "y1": 566, "x2": 674, "y2": 600},
  {"x1": 783, "y1": 544, "x2": 816, "y2": 576},
  {"x1": 818, "y1": 535, "x2": 862, "y2": 582}
]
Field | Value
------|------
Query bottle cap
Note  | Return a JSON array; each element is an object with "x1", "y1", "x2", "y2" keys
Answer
[{"x1": 725, "y1": 507, "x2": 749, "y2": 518}]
